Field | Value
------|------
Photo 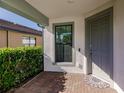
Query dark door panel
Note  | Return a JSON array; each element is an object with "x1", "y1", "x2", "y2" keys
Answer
[
  {"x1": 55, "y1": 25, "x2": 73, "y2": 62},
  {"x1": 85, "y1": 7, "x2": 113, "y2": 81}
]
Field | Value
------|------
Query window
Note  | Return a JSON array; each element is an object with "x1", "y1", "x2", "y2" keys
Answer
[
  {"x1": 30, "y1": 37, "x2": 36, "y2": 46},
  {"x1": 22, "y1": 37, "x2": 30, "y2": 47},
  {"x1": 22, "y1": 36, "x2": 36, "y2": 47}
]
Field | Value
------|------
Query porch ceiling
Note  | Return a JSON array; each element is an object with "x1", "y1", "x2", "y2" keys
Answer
[{"x1": 26, "y1": 0, "x2": 111, "y2": 19}]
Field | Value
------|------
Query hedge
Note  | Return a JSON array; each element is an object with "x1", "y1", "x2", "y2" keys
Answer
[{"x1": 0, "y1": 47, "x2": 43, "y2": 92}]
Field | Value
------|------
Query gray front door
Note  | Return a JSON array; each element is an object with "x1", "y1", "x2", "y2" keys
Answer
[{"x1": 85, "y1": 8, "x2": 113, "y2": 82}]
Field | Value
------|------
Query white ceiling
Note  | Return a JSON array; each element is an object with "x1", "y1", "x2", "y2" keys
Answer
[{"x1": 26, "y1": 0, "x2": 111, "y2": 19}]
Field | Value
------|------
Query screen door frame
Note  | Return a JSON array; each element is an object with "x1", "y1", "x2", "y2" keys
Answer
[{"x1": 53, "y1": 22, "x2": 75, "y2": 65}]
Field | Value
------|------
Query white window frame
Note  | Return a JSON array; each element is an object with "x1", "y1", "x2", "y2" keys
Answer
[{"x1": 22, "y1": 36, "x2": 36, "y2": 47}]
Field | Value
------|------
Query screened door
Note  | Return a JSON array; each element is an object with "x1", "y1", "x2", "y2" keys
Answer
[{"x1": 55, "y1": 24, "x2": 73, "y2": 63}]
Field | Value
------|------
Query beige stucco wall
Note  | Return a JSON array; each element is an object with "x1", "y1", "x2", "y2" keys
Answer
[
  {"x1": 0, "y1": 30, "x2": 42, "y2": 48},
  {"x1": 0, "y1": 30, "x2": 7, "y2": 48},
  {"x1": 36, "y1": 35, "x2": 42, "y2": 46},
  {"x1": 8, "y1": 31, "x2": 22, "y2": 47}
]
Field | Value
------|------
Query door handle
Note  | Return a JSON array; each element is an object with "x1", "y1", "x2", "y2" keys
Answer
[
  {"x1": 90, "y1": 52, "x2": 92, "y2": 55},
  {"x1": 89, "y1": 50, "x2": 92, "y2": 55}
]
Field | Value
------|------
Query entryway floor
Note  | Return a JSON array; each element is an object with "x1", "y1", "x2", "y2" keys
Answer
[{"x1": 14, "y1": 72, "x2": 117, "y2": 93}]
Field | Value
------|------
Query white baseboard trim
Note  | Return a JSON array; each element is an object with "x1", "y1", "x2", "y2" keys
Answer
[{"x1": 114, "y1": 82, "x2": 124, "y2": 93}]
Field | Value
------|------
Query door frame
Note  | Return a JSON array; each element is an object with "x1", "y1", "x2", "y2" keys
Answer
[
  {"x1": 53, "y1": 22, "x2": 75, "y2": 65},
  {"x1": 85, "y1": 7, "x2": 113, "y2": 79}
]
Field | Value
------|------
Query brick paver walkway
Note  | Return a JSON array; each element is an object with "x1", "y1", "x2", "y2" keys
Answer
[{"x1": 14, "y1": 72, "x2": 117, "y2": 93}]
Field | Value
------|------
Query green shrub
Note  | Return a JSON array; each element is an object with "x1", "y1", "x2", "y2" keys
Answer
[{"x1": 0, "y1": 47, "x2": 43, "y2": 92}]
